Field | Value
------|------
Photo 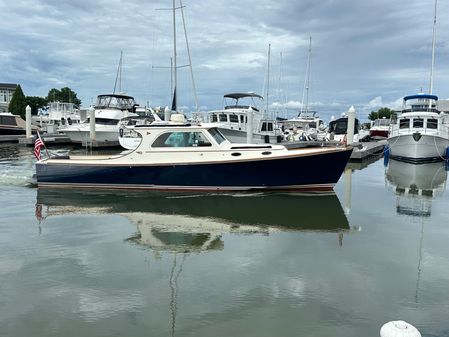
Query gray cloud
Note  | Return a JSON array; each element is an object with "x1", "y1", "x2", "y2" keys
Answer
[{"x1": 1, "y1": 0, "x2": 448, "y2": 120}]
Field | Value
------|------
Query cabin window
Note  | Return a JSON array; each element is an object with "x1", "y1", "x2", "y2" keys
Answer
[
  {"x1": 211, "y1": 114, "x2": 217, "y2": 122},
  {"x1": 219, "y1": 114, "x2": 227, "y2": 122},
  {"x1": 427, "y1": 118, "x2": 438, "y2": 129},
  {"x1": 309, "y1": 122, "x2": 316, "y2": 128},
  {"x1": 261, "y1": 122, "x2": 267, "y2": 132},
  {"x1": 208, "y1": 127, "x2": 226, "y2": 144},
  {"x1": 152, "y1": 131, "x2": 211, "y2": 147},
  {"x1": 240, "y1": 115, "x2": 244, "y2": 123},
  {"x1": 399, "y1": 119, "x2": 410, "y2": 129},
  {"x1": 413, "y1": 118, "x2": 424, "y2": 128},
  {"x1": 229, "y1": 114, "x2": 239, "y2": 123}
]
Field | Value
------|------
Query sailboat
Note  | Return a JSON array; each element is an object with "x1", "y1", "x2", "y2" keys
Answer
[
  {"x1": 278, "y1": 37, "x2": 327, "y2": 141},
  {"x1": 387, "y1": 0, "x2": 449, "y2": 162}
]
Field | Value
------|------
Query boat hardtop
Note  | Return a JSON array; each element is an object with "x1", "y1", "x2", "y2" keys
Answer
[{"x1": 222, "y1": 92, "x2": 263, "y2": 111}]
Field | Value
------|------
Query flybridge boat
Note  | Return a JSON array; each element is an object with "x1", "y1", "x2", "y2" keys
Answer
[
  {"x1": 387, "y1": 94, "x2": 449, "y2": 162},
  {"x1": 59, "y1": 94, "x2": 138, "y2": 144},
  {"x1": 207, "y1": 93, "x2": 283, "y2": 144},
  {"x1": 35, "y1": 114, "x2": 353, "y2": 191}
]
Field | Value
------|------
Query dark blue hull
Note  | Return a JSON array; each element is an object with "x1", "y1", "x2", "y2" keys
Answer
[{"x1": 36, "y1": 148, "x2": 353, "y2": 191}]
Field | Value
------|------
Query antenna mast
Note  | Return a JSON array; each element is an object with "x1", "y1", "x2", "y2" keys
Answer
[
  {"x1": 429, "y1": 0, "x2": 437, "y2": 95},
  {"x1": 301, "y1": 37, "x2": 312, "y2": 114}
]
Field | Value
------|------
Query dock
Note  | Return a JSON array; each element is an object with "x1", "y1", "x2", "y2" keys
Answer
[
  {"x1": 350, "y1": 140, "x2": 387, "y2": 160},
  {"x1": 16, "y1": 134, "x2": 120, "y2": 148},
  {"x1": 0, "y1": 135, "x2": 22, "y2": 143},
  {"x1": 284, "y1": 139, "x2": 386, "y2": 161},
  {"x1": 18, "y1": 133, "x2": 72, "y2": 146}
]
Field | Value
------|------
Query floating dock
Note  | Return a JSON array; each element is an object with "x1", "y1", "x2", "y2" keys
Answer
[
  {"x1": 17, "y1": 134, "x2": 120, "y2": 148},
  {"x1": 284, "y1": 139, "x2": 386, "y2": 161},
  {"x1": 350, "y1": 140, "x2": 387, "y2": 160},
  {"x1": 18, "y1": 133, "x2": 72, "y2": 146}
]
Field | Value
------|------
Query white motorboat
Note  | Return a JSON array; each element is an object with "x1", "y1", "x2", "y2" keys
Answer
[
  {"x1": 280, "y1": 111, "x2": 327, "y2": 141},
  {"x1": 59, "y1": 94, "x2": 138, "y2": 144},
  {"x1": 207, "y1": 93, "x2": 283, "y2": 144},
  {"x1": 327, "y1": 114, "x2": 367, "y2": 143},
  {"x1": 34, "y1": 101, "x2": 84, "y2": 133},
  {"x1": 387, "y1": 94, "x2": 449, "y2": 162},
  {"x1": 369, "y1": 117, "x2": 390, "y2": 140},
  {"x1": 35, "y1": 114, "x2": 353, "y2": 191}
]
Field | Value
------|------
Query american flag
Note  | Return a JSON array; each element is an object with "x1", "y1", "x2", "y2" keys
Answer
[{"x1": 34, "y1": 132, "x2": 45, "y2": 160}]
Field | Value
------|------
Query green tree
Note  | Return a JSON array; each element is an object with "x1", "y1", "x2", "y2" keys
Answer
[
  {"x1": 8, "y1": 84, "x2": 27, "y2": 119},
  {"x1": 25, "y1": 96, "x2": 48, "y2": 115},
  {"x1": 46, "y1": 87, "x2": 82, "y2": 107},
  {"x1": 368, "y1": 107, "x2": 396, "y2": 121}
]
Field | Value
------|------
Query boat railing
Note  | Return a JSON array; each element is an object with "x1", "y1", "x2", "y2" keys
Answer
[{"x1": 224, "y1": 105, "x2": 259, "y2": 112}]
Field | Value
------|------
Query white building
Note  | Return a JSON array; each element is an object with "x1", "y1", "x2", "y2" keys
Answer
[{"x1": 0, "y1": 83, "x2": 18, "y2": 113}]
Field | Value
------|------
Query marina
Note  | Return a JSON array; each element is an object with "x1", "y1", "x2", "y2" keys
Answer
[{"x1": 3, "y1": 0, "x2": 449, "y2": 335}]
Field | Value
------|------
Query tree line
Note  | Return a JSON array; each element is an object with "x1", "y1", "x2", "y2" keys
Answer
[{"x1": 8, "y1": 85, "x2": 81, "y2": 118}]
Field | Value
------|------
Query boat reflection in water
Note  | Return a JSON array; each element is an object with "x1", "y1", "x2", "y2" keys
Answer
[
  {"x1": 385, "y1": 159, "x2": 447, "y2": 217},
  {"x1": 35, "y1": 188, "x2": 355, "y2": 252},
  {"x1": 35, "y1": 188, "x2": 356, "y2": 336}
]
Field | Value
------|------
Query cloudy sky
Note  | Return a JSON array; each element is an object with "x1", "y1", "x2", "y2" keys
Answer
[{"x1": 1, "y1": 0, "x2": 448, "y2": 120}]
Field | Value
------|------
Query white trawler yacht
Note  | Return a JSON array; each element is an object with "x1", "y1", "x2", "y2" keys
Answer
[
  {"x1": 387, "y1": 0, "x2": 449, "y2": 162},
  {"x1": 388, "y1": 94, "x2": 449, "y2": 162}
]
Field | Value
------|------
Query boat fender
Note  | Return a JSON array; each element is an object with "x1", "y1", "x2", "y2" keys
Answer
[{"x1": 380, "y1": 321, "x2": 421, "y2": 337}]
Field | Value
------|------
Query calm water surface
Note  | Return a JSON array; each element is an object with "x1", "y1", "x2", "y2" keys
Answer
[{"x1": 1, "y1": 142, "x2": 449, "y2": 337}]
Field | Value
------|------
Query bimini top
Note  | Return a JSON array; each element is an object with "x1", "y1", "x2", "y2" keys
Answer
[
  {"x1": 95, "y1": 94, "x2": 137, "y2": 110},
  {"x1": 224, "y1": 93, "x2": 264, "y2": 100},
  {"x1": 404, "y1": 94, "x2": 438, "y2": 102}
]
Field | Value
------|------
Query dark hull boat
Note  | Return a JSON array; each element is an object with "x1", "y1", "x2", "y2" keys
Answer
[{"x1": 35, "y1": 118, "x2": 353, "y2": 192}]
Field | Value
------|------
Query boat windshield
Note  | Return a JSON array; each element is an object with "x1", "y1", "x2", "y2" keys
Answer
[
  {"x1": 208, "y1": 127, "x2": 226, "y2": 144},
  {"x1": 95, "y1": 95, "x2": 136, "y2": 110},
  {"x1": 374, "y1": 119, "x2": 390, "y2": 127},
  {"x1": 329, "y1": 119, "x2": 360, "y2": 135}
]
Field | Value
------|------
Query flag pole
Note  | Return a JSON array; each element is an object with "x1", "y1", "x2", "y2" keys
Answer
[{"x1": 37, "y1": 130, "x2": 50, "y2": 158}]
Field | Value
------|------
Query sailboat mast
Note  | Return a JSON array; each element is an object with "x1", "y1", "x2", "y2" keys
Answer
[
  {"x1": 112, "y1": 51, "x2": 123, "y2": 95},
  {"x1": 429, "y1": 0, "x2": 437, "y2": 95},
  {"x1": 180, "y1": 0, "x2": 199, "y2": 112},
  {"x1": 119, "y1": 51, "x2": 122, "y2": 93},
  {"x1": 301, "y1": 37, "x2": 312, "y2": 114},
  {"x1": 172, "y1": 0, "x2": 177, "y2": 111},
  {"x1": 266, "y1": 43, "x2": 271, "y2": 117}
]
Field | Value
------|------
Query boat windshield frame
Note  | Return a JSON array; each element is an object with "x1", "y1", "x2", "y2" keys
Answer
[
  {"x1": 95, "y1": 94, "x2": 136, "y2": 110},
  {"x1": 207, "y1": 127, "x2": 226, "y2": 144}
]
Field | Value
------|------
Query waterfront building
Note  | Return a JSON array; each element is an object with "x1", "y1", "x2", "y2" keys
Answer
[{"x1": 0, "y1": 83, "x2": 18, "y2": 113}]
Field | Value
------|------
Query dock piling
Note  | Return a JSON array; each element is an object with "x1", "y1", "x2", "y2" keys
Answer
[{"x1": 25, "y1": 105, "x2": 32, "y2": 138}]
